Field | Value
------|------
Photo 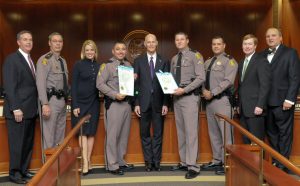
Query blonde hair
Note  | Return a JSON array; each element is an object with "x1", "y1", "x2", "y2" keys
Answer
[
  {"x1": 80, "y1": 40, "x2": 98, "y2": 60},
  {"x1": 243, "y1": 34, "x2": 258, "y2": 45}
]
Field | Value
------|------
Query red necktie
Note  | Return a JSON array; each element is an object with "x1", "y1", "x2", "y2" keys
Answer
[{"x1": 28, "y1": 55, "x2": 36, "y2": 78}]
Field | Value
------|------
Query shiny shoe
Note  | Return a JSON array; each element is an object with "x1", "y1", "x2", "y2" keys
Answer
[
  {"x1": 82, "y1": 170, "x2": 89, "y2": 176},
  {"x1": 170, "y1": 163, "x2": 188, "y2": 171},
  {"x1": 154, "y1": 162, "x2": 161, "y2": 171},
  {"x1": 109, "y1": 169, "x2": 124, "y2": 175},
  {"x1": 22, "y1": 171, "x2": 35, "y2": 179},
  {"x1": 145, "y1": 162, "x2": 152, "y2": 172},
  {"x1": 215, "y1": 167, "x2": 225, "y2": 175},
  {"x1": 200, "y1": 162, "x2": 223, "y2": 171},
  {"x1": 9, "y1": 177, "x2": 27, "y2": 184},
  {"x1": 120, "y1": 164, "x2": 134, "y2": 171},
  {"x1": 185, "y1": 170, "x2": 200, "y2": 179}
]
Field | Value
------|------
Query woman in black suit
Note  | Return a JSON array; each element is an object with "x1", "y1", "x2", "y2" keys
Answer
[{"x1": 71, "y1": 40, "x2": 100, "y2": 175}]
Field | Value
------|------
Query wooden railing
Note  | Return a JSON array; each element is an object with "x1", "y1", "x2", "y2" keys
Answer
[
  {"x1": 216, "y1": 113, "x2": 300, "y2": 186},
  {"x1": 27, "y1": 114, "x2": 91, "y2": 186}
]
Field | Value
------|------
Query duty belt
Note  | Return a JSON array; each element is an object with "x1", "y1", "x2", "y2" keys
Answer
[{"x1": 47, "y1": 87, "x2": 67, "y2": 101}]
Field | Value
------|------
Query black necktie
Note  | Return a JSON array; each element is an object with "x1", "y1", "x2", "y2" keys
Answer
[
  {"x1": 268, "y1": 48, "x2": 276, "y2": 54},
  {"x1": 58, "y1": 58, "x2": 68, "y2": 94},
  {"x1": 149, "y1": 56, "x2": 155, "y2": 79},
  {"x1": 205, "y1": 57, "x2": 217, "y2": 90},
  {"x1": 175, "y1": 52, "x2": 182, "y2": 85}
]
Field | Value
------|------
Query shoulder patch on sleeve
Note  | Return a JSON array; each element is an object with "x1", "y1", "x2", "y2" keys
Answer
[
  {"x1": 42, "y1": 58, "x2": 48, "y2": 65},
  {"x1": 195, "y1": 52, "x2": 202, "y2": 60},
  {"x1": 229, "y1": 59, "x2": 236, "y2": 66},
  {"x1": 98, "y1": 63, "x2": 106, "y2": 76}
]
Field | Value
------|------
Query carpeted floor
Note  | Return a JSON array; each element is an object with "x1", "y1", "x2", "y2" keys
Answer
[{"x1": 0, "y1": 165, "x2": 225, "y2": 186}]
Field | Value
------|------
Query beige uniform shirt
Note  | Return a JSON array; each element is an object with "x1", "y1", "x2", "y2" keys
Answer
[
  {"x1": 171, "y1": 47, "x2": 205, "y2": 93},
  {"x1": 204, "y1": 52, "x2": 237, "y2": 96},
  {"x1": 96, "y1": 57, "x2": 132, "y2": 99},
  {"x1": 36, "y1": 52, "x2": 68, "y2": 105}
]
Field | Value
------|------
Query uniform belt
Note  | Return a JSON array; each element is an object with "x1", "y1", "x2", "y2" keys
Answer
[
  {"x1": 179, "y1": 85, "x2": 200, "y2": 96},
  {"x1": 207, "y1": 91, "x2": 227, "y2": 102},
  {"x1": 47, "y1": 88, "x2": 66, "y2": 100}
]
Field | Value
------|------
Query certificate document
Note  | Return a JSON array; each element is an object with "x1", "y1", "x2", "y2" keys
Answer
[
  {"x1": 118, "y1": 65, "x2": 134, "y2": 96},
  {"x1": 156, "y1": 72, "x2": 178, "y2": 94}
]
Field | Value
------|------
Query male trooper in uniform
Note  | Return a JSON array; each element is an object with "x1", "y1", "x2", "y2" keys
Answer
[
  {"x1": 201, "y1": 36, "x2": 238, "y2": 175},
  {"x1": 97, "y1": 41, "x2": 134, "y2": 176},
  {"x1": 170, "y1": 32, "x2": 205, "y2": 179},
  {"x1": 36, "y1": 32, "x2": 68, "y2": 149}
]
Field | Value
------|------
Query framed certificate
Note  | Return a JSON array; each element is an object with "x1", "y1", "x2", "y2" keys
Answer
[
  {"x1": 156, "y1": 72, "x2": 178, "y2": 94},
  {"x1": 118, "y1": 65, "x2": 134, "y2": 96}
]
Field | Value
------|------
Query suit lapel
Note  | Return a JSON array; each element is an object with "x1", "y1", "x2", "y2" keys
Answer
[
  {"x1": 238, "y1": 60, "x2": 243, "y2": 84},
  {"x1": 242, "y1": 53, "x2": 257, "y2": 82},
  {"x1": 270, "y1": 44, "x2": 283, "y2": 64},
  {"x1": 155, "y1": 55, "x2": 163, "y2": 73},
  {"x1": 17, "y1": 51, "x2": 35, "y2": 81}
]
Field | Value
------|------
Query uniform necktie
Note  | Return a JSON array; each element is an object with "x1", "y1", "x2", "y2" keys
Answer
[
  {"x1": 27, "y1": 55, "x2": 36, "y2": 78},
  {"x1": 149, "y1": 56, "x2": 155, "y2": 79},
  {"x1": 175, "y1": 52, "x2": 182, "y2": 85},
  {"x1": 205, "y1": 56, "x2": 217, "y2": 90},
  {"x1": 241, "y1": 58, "x2": 249, "y2": 81},
  {"x1": 58, "y1": 58, "x2": 68, "y2": 94}
]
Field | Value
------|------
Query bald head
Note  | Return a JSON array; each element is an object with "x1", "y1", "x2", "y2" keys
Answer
[
  {"x1": 144, "y1": 33, "x2": 158, "y2": 54},
  {"x1": 266, "y1": 27, "x2": 282, "y2": 49}
]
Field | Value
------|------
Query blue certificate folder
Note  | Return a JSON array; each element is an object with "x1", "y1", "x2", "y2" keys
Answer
[
  {"x1": 118, "y1": 65, "x2": 134, "y2": 96},
  {"x1": 156, "y1": 72, "x2": 178, "y2": 94}
]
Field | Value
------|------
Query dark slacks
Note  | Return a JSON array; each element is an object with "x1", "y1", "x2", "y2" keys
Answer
[
  {"x1": 140, "y1": 100, "x2": 164, "y2": 164},
  {"x1": 266, "y1": 106, "x2": 294, "y2": 161},
  {"x1": 240, "y1": 112, "x2": 265, "y2": 144},
  {"x1": 7, "y1": 118, "x2": 35, "y2": 178}
]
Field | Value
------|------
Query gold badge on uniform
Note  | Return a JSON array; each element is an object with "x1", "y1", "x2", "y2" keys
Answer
[
  {"x1": 195, "y1": 52, "x2": 202, "y2": 59},
  {"x1": 216, "y1": 61, "x2": 222, "y2": 65},
  {"x1": 229, "y1": 60, "x2": 235, "y2": 66},
  {"x1": 42, "y1": 59, "x2": 48, "y2": 65},
  {"x1": 198, "y1": 61, "x2": 204, "y2": 64}
]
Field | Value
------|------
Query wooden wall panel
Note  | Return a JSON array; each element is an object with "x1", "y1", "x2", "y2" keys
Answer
[
  {"x1": 1, "y1": 110, "x2": 300, "y2": 173},
  {"x1": 282, "y1": 0, "x2": 300, "y2": 53},
  {"x1": 0, "y1": 1, "x2": 272, "y2": 85}
]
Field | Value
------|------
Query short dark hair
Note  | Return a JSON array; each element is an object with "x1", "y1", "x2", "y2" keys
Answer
[
  {"x1": 175, "y1": 32, "x2": 189, "y2": 39},
  {"x1": 113, "y1": 41, "x2": 126, "y2": 48},
  {"x1": 212, "y1": 35, "x2": 225, "y2": 43},
  {"x1": 17, "y1": 30, "x2": 32, "y2": 40}
]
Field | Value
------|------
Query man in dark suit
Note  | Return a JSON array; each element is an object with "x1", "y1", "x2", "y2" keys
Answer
[
  {"x1": 262, "y1": 28, "x2": 300, "y2": 171},
  {"x1": 238, "y1": 34, "x2": 271, "y2": 144},
  {"x1": 3, "y1": 30, "x2": 38, "y2": 184},
  {"x1": 134, "y1": 33, "x2": 169, "y2": 172}
]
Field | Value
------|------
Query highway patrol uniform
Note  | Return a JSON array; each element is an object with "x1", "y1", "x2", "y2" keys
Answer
[
  {"x1": 36, "y1": 52, "x2": 68, "y2": 149},
  {"x1": 203, "y1": 52, "x2": 237, "y2": 165},
  {"x1": 96, "y1": 57, "x2": 132, "y2": 171},
  {"x1": 170, "y1": 47, "x2": 205, "y2": 173}
]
